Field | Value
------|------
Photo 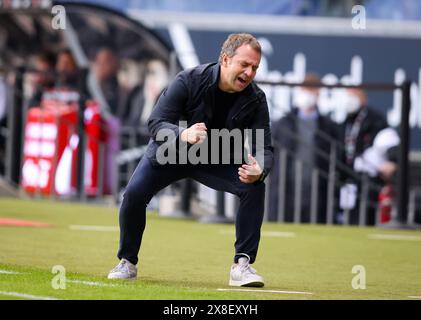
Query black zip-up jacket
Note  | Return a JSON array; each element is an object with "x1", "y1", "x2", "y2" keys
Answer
[{"x1": 145, "y1": 62, "x2": 274, "y2": 181}]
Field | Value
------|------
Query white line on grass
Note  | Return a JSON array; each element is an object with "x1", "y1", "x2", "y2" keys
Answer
[
  {"x1": 262, "y1": 231, "x2": 296, "y2": 238},
  {"x1": 69, "y1": 225, "x2": 119, "y2": 232},
  {"x1": 219, "y1": 230, "x2": 296, "y2": 238},
  {"x1": 408, "y1": 296, "x2": 421, "y2": 299},
  {"x1": 217, "y1": 288, "x2": 313, "y2": 295},
  {"x1": 67, "y1": 280, "x2": 117, "y2": 287},
  {"x1": 0, "y1": 291, "x2": 59, "y2": 300},
  {"x1": 0, "y1": 269, "x2": 22, "y2": 275},
  {"x1": 368, "y1": 234, "x2": 421, "y2": 241}
]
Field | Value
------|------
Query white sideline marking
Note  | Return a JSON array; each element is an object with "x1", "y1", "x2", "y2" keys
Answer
[
  {"x1": 261, "y1": 231, "x2": 296, "y2": 238},
  {"x1": 368, "y1": 234, "x2": 421, "y2": 241},
  {"x1": 220, "y1": 229, "x2": 296, "y2": 238},
  {"x1": 0, "y1": 269, "x2": 22, "y2": 275},
  {"x1": 67, "y1": 280, "x2": 116, "y2": 287},
  {"x1": 217, "y1": 288, "x2": 312, "y2": 295},
  {"x1": 69, "y1": 225, "x2": 119, "y2": 232},
  {"x1": 408, "y1": 296, "x2": 421, "y2": 299},
  {"x1": 0, "y1": 291, "x2": 58, "y2": 300}
]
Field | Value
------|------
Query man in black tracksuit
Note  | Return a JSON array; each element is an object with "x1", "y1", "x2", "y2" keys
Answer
[
  {"x1": 339, "y1": 88, "x2": 388, "y2": 225},
  {"x1": 269, "y1": 108, "x2": 339, "y2": 223},
  {"x1": 108, "y1": 33, "x2": 274, "y2": 287},
  {"x1": 268, "y1": 74, "x2": 339, "y2": 224}
]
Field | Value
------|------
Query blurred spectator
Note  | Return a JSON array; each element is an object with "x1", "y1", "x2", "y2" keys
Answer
[
  {"x1": 353, "y1": 127, "x2": 400, "y2": 223},
  {"x1": 323, "y1": 0, "x2": 365, "y2": 17},
  {"x1": 292, "y1": 0, "x2": 323, "y2": 16},
  {"x1": 0, "y1": 58, "x2": 8, "y2": 175},
  {"x1": 102, "y1": 0, "x2": 421, "y2": 20},
  {"x1": 268, "y1": 73, "x2": 338, "y2": 223},
  {"x1": 353, "y1": 127, "x2": 400, "y2": 181},
  {"x1": 55, "y1": 48, "x2": 79, "y2": 90},
  {"x1": 365, "y1": 0, "x2": 421, "y2": 21},
  {"x1": 88, "y1": 47, "x2": 127, "y2": 195},
  {"x1": 338, "y1": 88, "x2": 388, "y2": 225},
  {"x1": 90, "y1": 47, "x2": 127, "y2": 119},
  {"x1": 26, "y1": 51, "x2": 56, "y2": 109},
  {"x1": 122, "y1": 59, "x2": 169, "y2": 143}
]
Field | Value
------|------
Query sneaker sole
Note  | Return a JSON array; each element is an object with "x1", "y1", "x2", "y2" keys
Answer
[
  {"x1": 107, "y1": 274, "x2": 137, "y2": 280},
  {"x1": 229, "y1": 280, "x2": 264, "y2": 287}
]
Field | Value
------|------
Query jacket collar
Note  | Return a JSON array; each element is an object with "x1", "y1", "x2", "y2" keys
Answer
[
  {"x1": 202, "y1": 62, "x2": 261, "y2": 128},
  {"x1": 210, "y1": 62, "x2": 220, "y2": 86}
]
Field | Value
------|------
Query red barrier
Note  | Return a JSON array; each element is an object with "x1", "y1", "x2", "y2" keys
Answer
[
  {"x1": 378, "y1": 184, "x2": 394, "y2": 224},
  {"x1": 21, "y1": 92, "x2": 105, "y2": 197}
]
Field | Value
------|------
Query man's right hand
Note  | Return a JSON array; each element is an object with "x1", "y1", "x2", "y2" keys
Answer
[{"x1": 180, "y1": 122, "x2": 207, "y2": 144}]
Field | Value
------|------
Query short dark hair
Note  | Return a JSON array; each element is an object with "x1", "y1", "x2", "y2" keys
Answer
[
  {"x1": 300, "y1": 73, "x2": 322, "y2": 89},
  {"x1": 57, "y1": 48, "x2": 75, "y2": 62},
  {"x1": 219, "y1": 33, "x2": 261, "y2": 64},
  {"x1": 37, "y1": 51, "x2": 56, "y2": 67}
]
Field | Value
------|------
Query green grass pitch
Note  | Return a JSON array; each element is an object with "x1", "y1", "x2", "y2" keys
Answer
[{"x1": 1, "y1": 197, "x2": 421, "y2": 300}]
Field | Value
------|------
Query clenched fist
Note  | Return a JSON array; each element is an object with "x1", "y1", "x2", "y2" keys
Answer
[{"x1": 181, "y1": 122, "x2": 208, "y2": 144}]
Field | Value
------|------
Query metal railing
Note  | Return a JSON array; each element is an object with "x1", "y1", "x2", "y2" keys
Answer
[{"x1": 1, "y1": 66, "x2": 419, "y2": 228}]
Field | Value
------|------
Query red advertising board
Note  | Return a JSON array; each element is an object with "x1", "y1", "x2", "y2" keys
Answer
[{"x1": 21, "y1": 92, "x2": 106, "y2": 197}]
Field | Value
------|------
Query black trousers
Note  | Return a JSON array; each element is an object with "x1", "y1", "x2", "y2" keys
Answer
[{"x1": 117, "y1": 156, "x2": 266, "y2": 265}]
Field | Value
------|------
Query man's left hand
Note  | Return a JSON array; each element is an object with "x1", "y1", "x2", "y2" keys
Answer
[{"x1": 238, "y1": 154, "x2": 263, "y2": 184}]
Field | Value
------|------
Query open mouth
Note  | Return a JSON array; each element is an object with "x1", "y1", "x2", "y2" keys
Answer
[{"x1": 237, "y1": 77, "x2": 247, "y2": 85}]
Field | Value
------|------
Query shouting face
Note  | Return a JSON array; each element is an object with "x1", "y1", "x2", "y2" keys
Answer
[{"x1": 219, "y1": 44, "x2": 261, "y2": 93}]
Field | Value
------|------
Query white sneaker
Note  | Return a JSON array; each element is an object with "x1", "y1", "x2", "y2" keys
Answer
[
  {"x1": 229, "y1": 256, "x2": 264, "y2": 287},
  {"x1": 107, "y1": 259, "x2": 137, "y2": 280}
]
